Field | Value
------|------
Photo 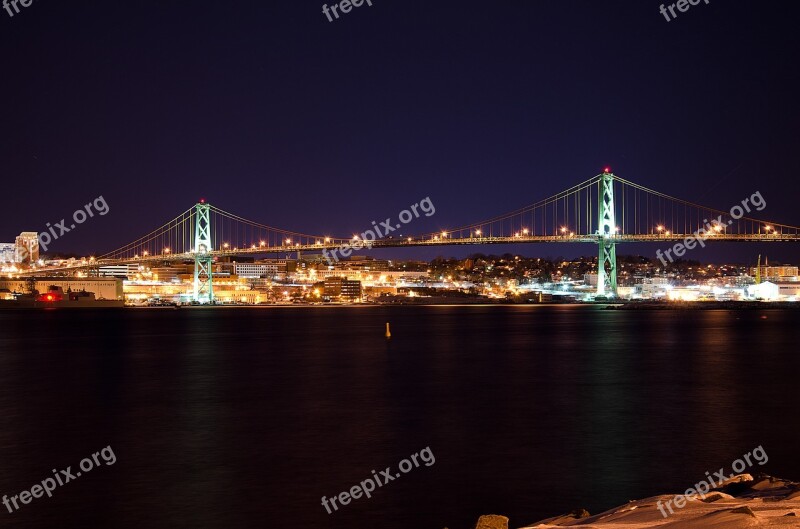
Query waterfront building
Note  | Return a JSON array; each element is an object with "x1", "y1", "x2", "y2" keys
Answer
[
  {"x1": 322, "y1": 277, "x2": 362, "y2": 301},
  {"x1": 747, "y1": 282, "x2": 780, "y2": 301},
  {"x1": 0, "y1": 277, "x2": 123, "y2": 300}
]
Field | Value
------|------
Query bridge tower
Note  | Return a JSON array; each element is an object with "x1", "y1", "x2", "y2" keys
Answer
[
  {"x1": 193, "y1": 200, "x2": 214, "y2": 303},
  {"x1": 596, "y1": 170, "x2": 618, "y2": 297}
]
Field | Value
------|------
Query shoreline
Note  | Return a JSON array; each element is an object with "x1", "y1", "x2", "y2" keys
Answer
[{"x1": 466, "y1": 474, "x2": 800, "y2": 529}]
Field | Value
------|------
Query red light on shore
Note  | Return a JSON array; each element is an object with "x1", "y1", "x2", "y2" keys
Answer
[{"x1": 46, "y1": 295, "x2": 53, "y2": 301}]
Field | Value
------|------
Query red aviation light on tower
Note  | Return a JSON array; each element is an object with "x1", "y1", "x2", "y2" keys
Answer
[
  {"x1": 603, "y1": 167, "x2": 612, "y2": 174},
  {"x1": 199, "y1": 198, "x2": 206, "y2": 204}
]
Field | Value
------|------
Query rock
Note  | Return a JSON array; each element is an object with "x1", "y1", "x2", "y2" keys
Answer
[
  {"x1": 474, "y1": 514, "x2": 509, "y2": 529},
  {"x1": 700, "y1": 492, "x2": 734, "y2": 503},
  {"x1": 729, "y1": 506, "x2": 757, "y2": 517},
  {"x1": 568, "y1": 508, "x2": 590, "y2": 519}
]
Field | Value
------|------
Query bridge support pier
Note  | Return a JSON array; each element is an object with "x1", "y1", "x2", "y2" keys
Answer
[
  {"x1": 193, "y1": 202, "x2": 214, "y2": 303},
  {"x1": 597, "y1": 171, "x2": 618, "y2": 297}
]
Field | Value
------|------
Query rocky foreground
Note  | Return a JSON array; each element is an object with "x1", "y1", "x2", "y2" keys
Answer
[{"x1": 460, "y1": 475, "x2": 800, "y2": 529}]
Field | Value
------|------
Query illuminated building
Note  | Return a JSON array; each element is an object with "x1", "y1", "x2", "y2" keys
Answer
[
  {"x1": 14, "y1": 232, "x2": 39, "y2": 263},
  {"x1": 0, "y1": 243, "x2": 15, "y2": 263},
  {"x1": 0, "y1": 277, "x2": 123, "y2": 300},
  {"x1": 749, "y1": 265, "x2": 799, "y2": 281},
  {"x1": 321, "y1": 277, "x2": 362, "y2": 301}
]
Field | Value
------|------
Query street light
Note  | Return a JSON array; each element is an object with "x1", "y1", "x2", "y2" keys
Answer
[{"x1": 163, "y1": 248, "x2": 170, "y2": 255}]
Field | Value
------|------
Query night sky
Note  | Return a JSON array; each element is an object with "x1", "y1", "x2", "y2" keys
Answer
[{"x1": 1, "y1": 0, "x2": 798, "y2": 264}]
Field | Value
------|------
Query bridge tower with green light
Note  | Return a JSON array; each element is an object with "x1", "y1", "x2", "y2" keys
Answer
[
  {"x1": 193, "y1": 200, "x2": 214, "y2": 303},
  {"x1": 596, "y1": 170, "x2": 618, "y2": 297}
]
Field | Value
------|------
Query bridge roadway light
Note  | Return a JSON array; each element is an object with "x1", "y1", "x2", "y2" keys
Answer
[
  {"x1": 657, "y1": 225, "x2": 664, "y2": 234},
  {"x1": 441, "y1": 231, "x2": 448, "y2": 238},
  {"x1": 475, "y1": 229, "x2": 481, "y2": 236},
  {"x1": 522, "y1": 228, "x2": 529, "y2": 235},
  {"x1": 765, "y1": 225, "x2": 773, "y2": 233},
  {"x1": 285, "y1": 238, "x2": 292, "y2": 244},
  {"x1": 163, "y1": 248, "x2": 170, "y2": 255},
  {"x1": 143, "y1": 251, "x2": 149, "y2": 257},
  {"x1": 223, "y1": 243, "x2": 229, "y2": 249},
  {"x1": 324, "y1": 237, "x2": 331, "y2": 243},
  {"x1": 560, "y1": 227, "x2": 567, "y2": 234}
]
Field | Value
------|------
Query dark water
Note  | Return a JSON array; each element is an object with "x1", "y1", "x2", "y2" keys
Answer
[{"x1": 1, "y1": 305, "x2": 799, "y2": 528}]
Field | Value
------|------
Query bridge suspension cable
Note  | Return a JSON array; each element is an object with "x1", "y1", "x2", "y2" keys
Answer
[{"x1": 98, "y1": 208, "x2": 195, "y2": 260}]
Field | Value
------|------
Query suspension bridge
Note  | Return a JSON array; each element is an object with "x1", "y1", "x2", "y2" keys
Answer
[{"x1": 22, "y1": 171, "x2": 800, "y2": 302}]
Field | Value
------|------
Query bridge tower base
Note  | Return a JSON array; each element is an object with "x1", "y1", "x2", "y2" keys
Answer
[
  {"x1": 193, "y1": 202, "x2": 214, "y2": 303},
  {"x1": 597, "y1": 171, "x2": 618, "y2": 298}
]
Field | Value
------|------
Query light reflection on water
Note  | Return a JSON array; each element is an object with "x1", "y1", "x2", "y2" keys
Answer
[{"x1": 0, "y1": 306, "x2": 797, "y2": 528}]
